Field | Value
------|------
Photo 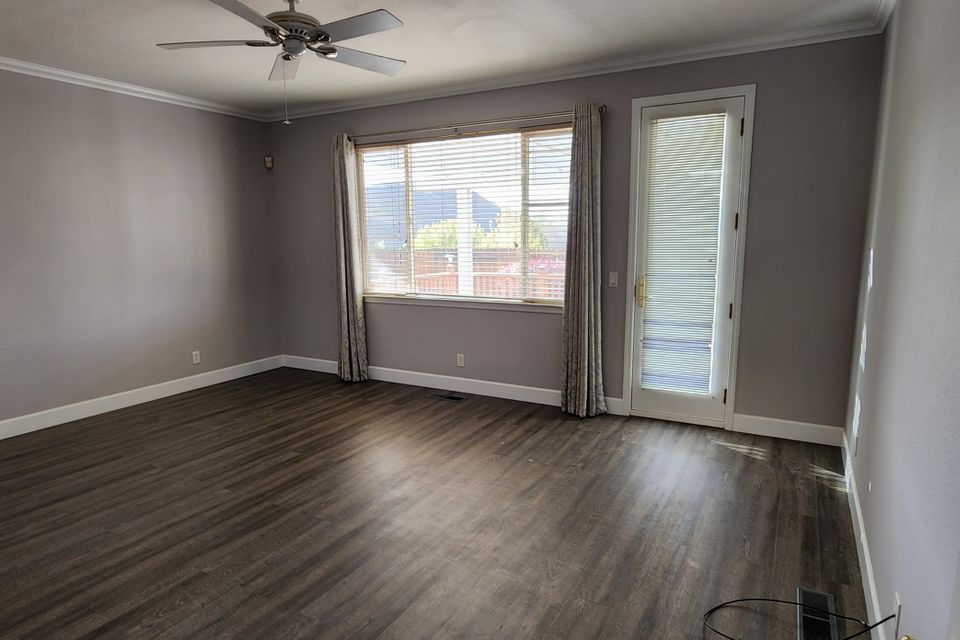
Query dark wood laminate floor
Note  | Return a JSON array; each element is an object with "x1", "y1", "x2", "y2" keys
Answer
[{"x1": 0, "y1": 368, "x2": 865, "y2": 640}]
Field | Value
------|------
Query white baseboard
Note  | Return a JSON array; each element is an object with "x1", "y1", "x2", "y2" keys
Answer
[
  {"x1": 281, "y1": 355, "x2": 562, "y2": 406},
  {"x1": 0, "y1": 356, "x2": 283, "y2": 441},
  {"x1": 371, "y1": 365, "x2": 563, "y2": 406},
  {"x1": 843, "y1": 434, "x2": 887, "y2": 640},
  {"x1": 280, "y1": 354, "x2": 338, "y2": 374},
  {"x1": 280, "y1": 355, "x2": 626, "y2": 412},
  {"x1": 0, "y1": 353, "x2": 845, "y2": 447},
  {"x1": 732, "y1": 413, "x2": 845, "y2": 447},
  {"x1": 0, "y1": 352, "x2": 679, "y2": 442},
  {"x1": 604, "y1": 396, "x2": 627, "y2": 416}
]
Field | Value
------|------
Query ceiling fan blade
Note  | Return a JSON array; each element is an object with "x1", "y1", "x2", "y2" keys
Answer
[
  {"x1": 206, "y1": 0, "x2": 286, "y2": 34},
  {"x1": 320, "y1": 9, "x2": 403, "y2": 43},
  {"x1": 318, "y1": 46, "x2": 405, "y2": 76},
  {"x1": 157, "y1": 40, "x2": 276, "y2": 49},
  {"x1": 269, "y1": 54, "x2": 301, "y2": 81}
]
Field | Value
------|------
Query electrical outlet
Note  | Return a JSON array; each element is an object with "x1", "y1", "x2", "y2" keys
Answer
[
  {"x1": 456, "y1": 353, "x2": 465, "y2": 368},
  {"x1": 608, "y1": 272, "x2": 619, "y2": 287},
  {"x1": 192, "y1": 351, "x2": 201, "y2": 365}
]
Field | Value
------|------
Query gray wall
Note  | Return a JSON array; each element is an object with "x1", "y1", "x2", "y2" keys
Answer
[
  {"x1": 0, "y1": 36, "x2": 885, "y2": 430},
  {"x1": 952, "y1": 562, "x2": 960, "y2": 640},
  {"x1": 270, "y1": 36, "x2": 884, "y2": 426},
  {"x1": 846, "y1": 2, "x2": 960, "y2": 638},
  {"x1": 0, "y1": 71, "x2": 279, "y2": 421}
]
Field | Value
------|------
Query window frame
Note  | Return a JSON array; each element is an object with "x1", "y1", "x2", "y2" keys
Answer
[{"x1": 355, "y1": 123, "x2": 573, "y2": 308}]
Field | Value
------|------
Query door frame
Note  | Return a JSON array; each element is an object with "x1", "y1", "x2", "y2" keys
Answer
[{"x1": 621, "y1": 85, "x2": 756, "y2": 429}]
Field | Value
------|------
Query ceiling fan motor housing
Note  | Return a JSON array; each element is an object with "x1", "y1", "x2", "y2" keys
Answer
[{"x1": 266, "y1": 9, "x2": 332, "y2": 46}]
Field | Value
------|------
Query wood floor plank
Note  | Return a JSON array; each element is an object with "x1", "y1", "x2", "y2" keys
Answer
[{"x1": 0, "y1": 368, "x2": 867, "y2": 639}]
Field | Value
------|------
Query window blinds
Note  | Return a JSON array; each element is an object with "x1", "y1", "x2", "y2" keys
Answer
[
  {"x1": 640, "y1": 113, "x2": 727, "y2": 395},
  {"x1": 358, "y1": 127, "x2": 572, "y2": 302}
]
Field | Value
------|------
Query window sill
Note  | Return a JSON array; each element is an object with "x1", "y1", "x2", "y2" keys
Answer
[{"x1": 363, "y1": 294, "x2": 563, "y2": 315}]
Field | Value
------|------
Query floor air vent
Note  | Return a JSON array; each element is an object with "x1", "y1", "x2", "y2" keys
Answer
[
  {"x1": 427, "y1": 391, "x2": 466, "y2": 403},
  {"x1": 797, "y1": 587, "x2": 839, "y2": 640}
]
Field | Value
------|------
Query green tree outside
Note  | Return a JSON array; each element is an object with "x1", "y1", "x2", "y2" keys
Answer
[{"x1": 412, "y1": 210, "x2": 546, "y2": 250}]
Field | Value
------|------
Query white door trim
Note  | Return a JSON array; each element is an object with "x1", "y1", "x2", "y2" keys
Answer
[{"x1": 621, "y1": 84, "x2": 756, "y2": 429}]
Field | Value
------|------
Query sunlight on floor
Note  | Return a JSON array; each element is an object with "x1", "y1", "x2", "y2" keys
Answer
[
  {"x1": 711, "y1": 438, "x2": 769, "y2": 461},
  {"x1": 808, "y1": 464, "x2": 848, "y2": 493}
]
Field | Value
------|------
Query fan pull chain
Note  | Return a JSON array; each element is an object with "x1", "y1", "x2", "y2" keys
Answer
[{"x1": 282, "y1": 59, "x2": 292, "y2": 125}]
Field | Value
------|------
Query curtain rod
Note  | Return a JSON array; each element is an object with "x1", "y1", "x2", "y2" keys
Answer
[{"x1": 351, "y1": 104, "x2": 606, "y2": 142}]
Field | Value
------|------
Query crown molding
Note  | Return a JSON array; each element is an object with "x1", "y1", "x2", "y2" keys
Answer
[
  {"x1": 2, "y1": 11, "x2": 889, "y2": 125},
  {"x1": 0, "y1": 56, "x2": 263, "y2": 121},
  {"x1": 873, "y1": 0, "x2": 898, "y2": 29},
  {"x1": 265, "y1": 18, "x2": 883, "y2": 121}
]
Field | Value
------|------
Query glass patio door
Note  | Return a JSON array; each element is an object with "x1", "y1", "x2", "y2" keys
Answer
[{"x1": 629, "y1": 96, "x2": 746, "y2": 426}]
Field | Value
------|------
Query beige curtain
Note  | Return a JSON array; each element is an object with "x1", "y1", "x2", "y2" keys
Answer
[
  {"x1": 332, "y1": 133, "x2": 368, "y2": 382},
  {"x1": 561, "y1": 103, "x2": 606, "y2": 417}
]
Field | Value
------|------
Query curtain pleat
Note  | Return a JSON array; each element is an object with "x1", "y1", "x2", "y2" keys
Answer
[
  {"x1": 561, "y1": 103, "x2": 606, "y2": 417},
  {"x1": 332, "y1": 133, "x2": 369, "y2": 382}
]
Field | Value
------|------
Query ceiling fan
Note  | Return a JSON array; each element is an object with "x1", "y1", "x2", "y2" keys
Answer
[{"x1": 157, "y1": 0, "x2": 406, "y2": 80}]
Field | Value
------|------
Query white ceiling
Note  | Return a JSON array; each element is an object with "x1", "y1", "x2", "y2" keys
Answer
[{"x1": 0, "y1": 0, "x2": 890, "y2": 119}]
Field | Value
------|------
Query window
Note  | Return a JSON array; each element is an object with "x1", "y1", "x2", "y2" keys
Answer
[{"x1": 357, "y1": 126, "x2": 572, "y2": 304}]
